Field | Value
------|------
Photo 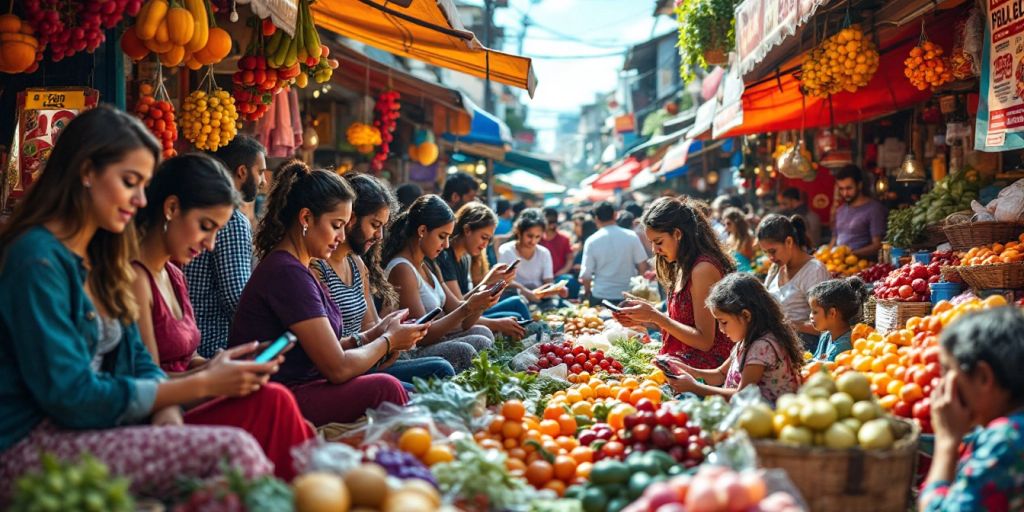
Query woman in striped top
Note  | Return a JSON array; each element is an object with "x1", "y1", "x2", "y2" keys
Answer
[{"x1": 313, "y1": 174, "x2": 454, "y2": 386}]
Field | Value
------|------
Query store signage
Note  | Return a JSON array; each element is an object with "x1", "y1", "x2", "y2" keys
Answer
[
  {"x1": 2, "y1": 88, "x2": 99, "y2": 211},
  {"x1": 976, "y1": 0, "x2": 1024, "y2": 151},
  {"x1": 712, "y1": 65, "x2": 745, "y2": 138},
  {"x1": 614, "y1": 114, "x2": 636, "y2": 134},
  {"x1": 735, "y1": 0, "x2": 828, "y2": 76}
]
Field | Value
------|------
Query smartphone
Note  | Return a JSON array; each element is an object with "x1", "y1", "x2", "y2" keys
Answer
[
  {"x1": 488, "y1": 280, "x2": 506, "y2": 297},
  {"x1": 254, "y1": 332, "x2": 296, "y2": 363},
  {"x1": 517, "y1": 318, "x2": 534, "y2": 326},
  {"x1": 416, "y1": 307, "x2": 443, "y2": 325},
  {"x1": 654, "y1": 358, "x2": 681, "y2": 379},
  {"x1": 601, "y1": 299, "x2": 622, "y2": 312},
  {"x1": 507, "y1": 259, "x2": 521, "y2": 271}
]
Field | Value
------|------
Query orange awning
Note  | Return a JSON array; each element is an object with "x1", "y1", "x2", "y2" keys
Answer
[
  {"x1": 718, "y1": 6, "x2": 960, "y2": 138},
  {"x1": 312, "y1": 0, "x2": 537, "y2": 96}
]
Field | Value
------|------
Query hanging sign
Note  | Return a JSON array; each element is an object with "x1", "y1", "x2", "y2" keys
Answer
[
  {"x1": 975, "y1": 0, "x2": 1024, "y2": 151},
  {"x1": 712, "y1": 64, "x2": 745, "y2": 137},
  {"x1": 735, "y1": 0, "x2": 828, "y2": 76},
  {"x1": 2, "y1": 88, "x2": 99, "y2": 211}
]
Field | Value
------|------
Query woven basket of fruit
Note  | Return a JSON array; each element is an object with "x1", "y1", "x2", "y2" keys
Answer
[
  {"x1": 874, "y1": 300, "x2": 932, "y2": 335},
  {"x1": 942, "y1": 218, "x2": 1024, "y2": 251},
  {"x1": 956, "y1": 262, "x2": 1024, "y2": 290},
  {"x1": 940, "y1": 266, "x2": 962, "y2": 284},
  {"x1": 862, "y1": 296, "x2": 877, "y2": 327},
  {"x1": 753, "y1": 417, "x2": 920, "y2": 512}
]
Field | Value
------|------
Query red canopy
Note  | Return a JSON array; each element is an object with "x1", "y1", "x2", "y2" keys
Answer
[
  {"x1": 719, "y1": 10, "x2": 958, "y2": 137},
  {"x1": 592, "y1": 158, "x2": 644, "y2": 190}
]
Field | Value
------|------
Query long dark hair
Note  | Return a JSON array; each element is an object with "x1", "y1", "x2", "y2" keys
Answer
[
  {"x1": 723, "y1": 207, "x2": 752, "y2": 253},
  {"x1": 255, "y1": 160, "x2": 355, "y2": 259},
  {"x1": 513, "y1": 208, "x2": 546, "y2": 241},
  {"x1": 136, "y1": 153, "x2": 239, "y2": 235},
  {"x1": 345, "y1": 173, "x2": 398, "y2": 308},
  {"x1": 757, "y1": 213, "x2": 811, "y2": 251},
  {"x1": 706, "y1": 273, "x2": 804, "y2": 371},
  {"x1": 453, "y1": 201, "x2": 498, "y2": 284},
  {"x1": 641, "y1": 196, "x2": 735, "y2": 290},
  {"x1": 381, "y1": 194, "x2": 454, "y2": 265},
  {"x1": 0, "y1": 105, "x2": 161, "y2": 323}
]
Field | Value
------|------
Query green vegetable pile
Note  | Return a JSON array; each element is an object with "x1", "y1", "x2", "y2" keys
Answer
[
  {"x1": 10, "y1": 453, "x2": 134, "y2": 512},
  {"x1": 887, "y1": 167, "x2": 981, "y2": 248},
  {"x1": 433, "y1": 438, "x2": 535, "y2": 511},
  {"x1": 565, "y1": 451, "x2": 683, "y2": 512},
  {"x1": 605, "y1": 336, "x2": 660, "y2": 376}
]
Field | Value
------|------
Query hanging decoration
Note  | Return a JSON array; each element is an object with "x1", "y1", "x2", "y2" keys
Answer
[
  {"x1": 370, "y1": 89, "x2": 400, "y2": 171},
  {"x1": 800, "y1": 25, "x2": 879, "y2": 97},
  {"x1": 133, "y1": 69, "x2": 178, "y2": 159},
  {"x1": 904, "y1": 22, "x2": 953, "y2": 91},
  {"x1": 124, "y1": 0, "x2": 231, "y2": 69},
  {"x1": 182, "y1": 66, "x2": 239, "y2": 151},
  {"x1": 0, "y1": 13, "x2": 41, "y2": 74},
  {"x1": 408, "y1": 129, "x2": 439, "y2": 166},
  {"x1": 346, "y1": 123, "x2": 381, "y2": 153},
  {"x1": 24, "y1": 0, "x2": 139, "y2": 63}
]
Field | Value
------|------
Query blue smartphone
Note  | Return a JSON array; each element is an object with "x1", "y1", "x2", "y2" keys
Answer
[{"x1": 254, "y1": 332, "x2": 296, "y2": 363}]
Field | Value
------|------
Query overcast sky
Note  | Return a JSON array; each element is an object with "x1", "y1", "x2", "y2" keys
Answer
[{"x1": 482, "y1": 0, "x2": 668, "y2": 153}]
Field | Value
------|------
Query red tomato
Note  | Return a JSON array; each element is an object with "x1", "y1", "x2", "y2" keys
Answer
[{"x1": 893, "y1": 400, "x2": 912, "y2": 418}]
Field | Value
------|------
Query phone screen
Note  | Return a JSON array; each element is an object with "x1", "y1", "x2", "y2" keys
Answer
[
  {"x1": 489, "y1": 281, "x2": 506, "y2": 296},
  {"x1": 655, "y1": 358, "x2": 681, "y2": 378},
  {"x1": 416, "y1": 307, "x2": 443, "y2": 325},
  {"x1": 601, "y1": 300, "x2": 622, "y2": 312},
  {"x1": 507, "y1": 259, "x2": 521, "y2": 271},
  {"x1": 254, "y1": 332, "x2": 296, "y2": 363}
]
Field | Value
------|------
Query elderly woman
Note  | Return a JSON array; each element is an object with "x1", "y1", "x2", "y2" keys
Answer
[{"x1": 919, "y1": 306, "x2": 1024, "y2": 512}]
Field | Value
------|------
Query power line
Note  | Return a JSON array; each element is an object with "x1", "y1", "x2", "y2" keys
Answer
[
  {"x1": 505, "y1": 4, "x2": 650, "y2": 49},
  {"x1": 524, "y1": 49, "x2": 626, "y2": 59}
]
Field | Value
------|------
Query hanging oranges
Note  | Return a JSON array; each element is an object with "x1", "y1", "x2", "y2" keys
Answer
[
  {"x1": 800, "y1": 25, "x2": 879, "y2": 97},
  {"x1": 904, "y1": 40, "x2": 953, "y2": 91}
]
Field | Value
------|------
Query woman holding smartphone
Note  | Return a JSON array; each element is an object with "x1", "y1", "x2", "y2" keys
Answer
[
  {"x1": 0, "y1": 107, "x2": 272, "y2": 504},
  {"x1": 230, "y1": 161, "x2": 428, "y2": 425},
  {"x1": 437, "y1": 202, "x2": 529, "y2": 335},
  {"x1": 131, "y1": 153, "x2": 314, "y2": 480},
  {"x1": 383, "y1": 195, "x2": 497, "y2": 372},
  {"x1": 614, "y1": 197, "x2": 734, "y2": 369},
  {"x1": 312, "y1": 173, "x2": 455, "y2": 385},
  {"x1": 496, "y1": 208, "x2": 569, "y2": 304}
]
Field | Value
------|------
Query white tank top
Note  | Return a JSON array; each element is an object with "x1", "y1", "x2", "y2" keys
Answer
[{"x1": 385, "y1": 257, "x2": 446, "y2": 312}]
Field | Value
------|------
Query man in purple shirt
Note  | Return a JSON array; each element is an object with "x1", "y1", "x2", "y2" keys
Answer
[{"x1": 830, "y1": 165, "x2": 888, "y2": 259}]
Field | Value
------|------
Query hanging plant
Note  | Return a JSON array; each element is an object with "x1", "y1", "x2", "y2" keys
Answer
[{"x1": 674, "y1": 0, "x2": 740, "y2": 82}]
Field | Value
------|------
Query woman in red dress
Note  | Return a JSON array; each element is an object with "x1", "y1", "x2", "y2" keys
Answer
[
  {"x1": 615, "y1": 197, "x2": 735, "y2": 369},
  {"x1": 131, "y1": 154, "x2": 314, "y2": 480}
]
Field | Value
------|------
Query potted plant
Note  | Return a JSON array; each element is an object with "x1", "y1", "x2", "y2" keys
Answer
[{"x1": 675, "y1": 0, "x2": 740, "y2": 81}]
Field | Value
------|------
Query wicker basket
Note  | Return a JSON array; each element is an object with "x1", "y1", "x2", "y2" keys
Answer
[
  {"x1": 940, "y1": 265, "x2": 962, "y2": 284},
  {"x1": 957, "y1": 262, "x2": 1024, "y2": 290},
  {"x1": 910, "y1": 223, "x2": 949, "y2": 251},
  {"x1": 862, "y1": 296, "x2": 877, "y2": 327},
  {"x1": 942, "y1": 220, "x2": 1024, "y2": 251},
  {"x1": 875, "y1": 299, "x2": 932, "y2": 334},
  {"x1": 753, "y1": 418, "x2": 920, "y2": 512}
]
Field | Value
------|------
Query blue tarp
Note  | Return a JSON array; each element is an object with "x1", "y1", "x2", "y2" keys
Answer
[{"x1": 442, "y1": 95, "x2": 512, "y2": 147}]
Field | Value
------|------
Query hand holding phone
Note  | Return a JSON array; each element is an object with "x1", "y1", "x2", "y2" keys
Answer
[
  {"x1": 254, "y1": 332, "x2": 297, "y2": 363},
  {"x1": 415, "y1": 307, "x2": 443, "y2": 325},
  {"x1": 654, "y1": 357, "x2": 683, "y2": 379},
  {"x1": 601, "y1": 300, "x2": 622, "y2": 312},
  {"x1": 517, "y1": 318, "x2": 534, "y2": 326},
  {"x1": 506, "y1": 259, "x2": 521, "y2": 272},
  {"x1": 488, "y1": 280, "x2": 507, "y2": 297}
]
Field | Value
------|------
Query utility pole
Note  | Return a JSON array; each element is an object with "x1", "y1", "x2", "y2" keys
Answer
[{"x1": 483, "y1": 0, "x2": 496, "y2": 113}]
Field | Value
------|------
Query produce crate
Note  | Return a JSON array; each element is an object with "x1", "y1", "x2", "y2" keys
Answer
[
  {"x1": 753, "y1": 418, "x2": 920, "y2": 512},
  {"x1": 942, "y1": 220, "x2": 1024, "y2": 251},
  {"x1": 957, "y1": 262, "x2": 1024, "y2": 290},
  {"x1": 862, "y1": 296, "x2": 877, "y2": 327},
  {"x1": 874, "y1": 300, "x2": 931, "y2": 335}
]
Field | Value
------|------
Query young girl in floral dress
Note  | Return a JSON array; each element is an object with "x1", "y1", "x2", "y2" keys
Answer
[{"x1": 661, "y1": 273, "x2": 804, "y2": 404}]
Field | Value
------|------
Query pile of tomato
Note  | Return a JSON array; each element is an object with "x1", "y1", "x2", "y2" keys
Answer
[{"x1": 529, "y1": 341, "x2": 624, "y2": 376}]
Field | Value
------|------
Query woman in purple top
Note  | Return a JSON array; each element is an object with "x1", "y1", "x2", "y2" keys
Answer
[{"x1": 229, "y1": 161, "x2": 428, "y2": 425}]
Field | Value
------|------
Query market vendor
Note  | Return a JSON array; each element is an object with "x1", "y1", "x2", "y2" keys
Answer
[
  {"x1": 830, "y1": 165, "x2": 888, "y2": 259},
  {"x1": 919, "y1": 307, "x2": 1024, "y2": 512},
  {"x1": 614, "y1": 197, "x2": 733, "y2": 370}
]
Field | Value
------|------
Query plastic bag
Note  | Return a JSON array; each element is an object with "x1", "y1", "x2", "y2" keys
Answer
[
  {"x1": 290, "y1": 438, "x2": 363, "y2": 476},
  {"x1": 719, "y1": 384, "x2": 767, "y2": 433},
  {"x1": 972, "y1": 178, "x2": 1024, "y2": 222}
]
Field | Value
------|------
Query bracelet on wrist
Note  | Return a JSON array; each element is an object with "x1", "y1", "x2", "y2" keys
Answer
[
  {"x1": 382, "y1": 334, "x2": 391, "y2": 354},
  {"x1": 353, "y1": 332, "x2": 364, "y2": 347}
]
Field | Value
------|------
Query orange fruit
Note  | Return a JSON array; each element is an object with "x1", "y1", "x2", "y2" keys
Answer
[
  {"x1": 570, "y1": 446, "x2": 593, "y2": 464},
  {"x1": 571, "y1": 401, "x2": 593, "y2": 418},
  {"x1": 615, "y1": 387, "x2": 633, "y2": 403},
  {"x1": 539, "y1": 419, "x2": 561, "y2": 437},
  {"x1": 553, "y1": 455, "x2": 577, "y2": 481},
  {"x1": 489, "y1": 415, "x2": 505, "y2": 435},
  {"x1": 565, "y1": 389, "x2": 583, "y2": 404},
  {"x1": 502, "y1": 400, "x2": 526, "y2": 422},
  {"x1": 557, "y1": 414, "x2": 577, "y2": 436},
  {"x1": 508, "y1": 447, "x2": 527, "y2": 461},
  {"x1": 622, "y1": 377, "x2": 640, "y2": 389},
  {"x1": 503, "y1": 438, "x2": 518, "y2": 450},
  {"x1": 422, "y1": 444, "x2": 454, "y2": 465},
  {"x1": 543, "y1": 403, "x2": 563, "y2": 420},
  {"x1": 638, "y1": 386, "x2": 662, "y2": 404},
  {"x1": 577, "y1": 384, "x2": 594, "y2": 400},
  {"x1": 398, "y1": 427, "x2": 432, "y2": 458},
  {"x1": 886, "y1": 379, "x2": 904, "y2": 397},
  {"x1": 556, "y1": 435, "x2": 578, "y2": 451},
  {"x1": 594, "y1": 384, "x2": 612, "y2": 398},
  {"x1": 607, "y1": 404, "x2": 636, "y2": 431},
  {"x1": 899, "y1": 383, "x2": 924, "y2": 402},
  {"x1": 506, "y1": 457, "x2": 527, "y2": 474},
  {"x1": 543, "y1": 479, "x2": 567, "y2": 496},
  {"x1": 501, "y1": 420, "x2": 524, "y2": 441},
  {"x1": 575, "y1": 461, "x2": 593, "y2": 479},
  {"x1": 878, "y1": 394, "x2": 899, "y2": 410}
]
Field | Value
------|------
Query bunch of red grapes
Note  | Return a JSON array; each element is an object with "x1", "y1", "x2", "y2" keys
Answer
[{"x1": 24, "y1": 0, "x2": 141, "y2": 61}]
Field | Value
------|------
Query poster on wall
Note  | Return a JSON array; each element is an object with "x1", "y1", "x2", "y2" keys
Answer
[
  {"x1": 975, "y1": 0, "x2": 1024, "y2": 151},
  {"x1": 2, "y1": 88, "x2": 99, "y2": 211}
]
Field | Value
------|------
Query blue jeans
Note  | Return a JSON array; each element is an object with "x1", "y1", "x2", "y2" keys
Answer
[
  {"x1": 377, "y1": 356, "x2": 455, "y2": 390},
  {"x1": 483, "y1": 296, "x2": 530, "y2": 321}
]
